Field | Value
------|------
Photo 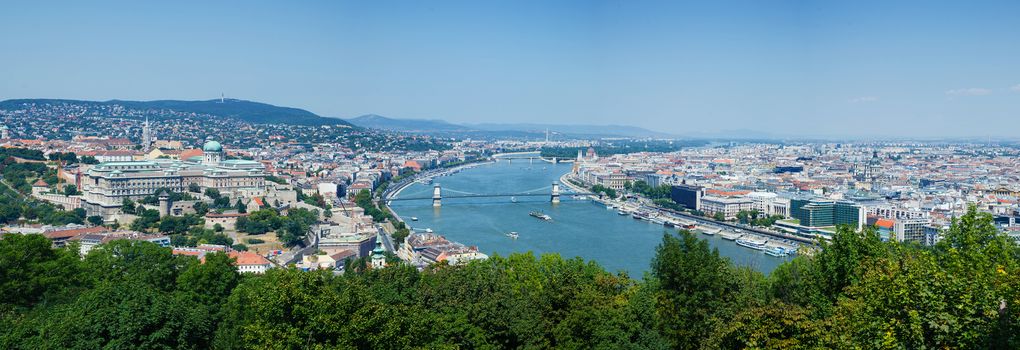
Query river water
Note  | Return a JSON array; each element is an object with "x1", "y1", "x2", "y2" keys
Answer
[{"x1": 389, "y1": 159, "x2": 790, "y2": 277}]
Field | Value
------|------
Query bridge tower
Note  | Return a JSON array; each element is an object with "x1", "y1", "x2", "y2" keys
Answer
[
  {"x1": 432, "y1": 184, "x2": 442, "y2": 207},
  {"x1": 551, "y1": 182, "x2": 561, "y2": 204}
]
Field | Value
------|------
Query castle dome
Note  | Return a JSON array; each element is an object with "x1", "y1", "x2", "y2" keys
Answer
[{"x1": 202, "y1": 140, "x2": 223, "y2": 152}]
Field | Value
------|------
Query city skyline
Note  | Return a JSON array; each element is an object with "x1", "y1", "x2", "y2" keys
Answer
[{"x1": 2, "y1": 1, "x2": 1020, "y2": 138}]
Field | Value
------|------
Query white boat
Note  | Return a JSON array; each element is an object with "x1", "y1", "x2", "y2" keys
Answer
[
  {"x1": 719, "y1": 231, "x2": 743, "y2": 241},
  {"x1": 698, "y1": 226, "x2": 721, "y2": 236},
  {"x1": 511, "y1": 197, "x2": 518, "y2": 203},
  {"x1": 650, "y1": 217, "x2": 665, "y2": 225},
  {"x1": 530, "y1": 211, "x2": 553, "y2": 221},
  {"x1": 425, "y1": 228, "x2": 434, "y2": 233},
  {"x1": 764, "y1": 247, "x2": 788, "y2": 257},
  {"x1": 617, "y1": 210, "x2": 628, "y2": 216},
  {"x1": 410, "y1": 217, "x2": 419, "y2": 221},
  {"x1": 506, "y1": 231, "x2": 519, "y2": 239},
  {"x1": 736, "y1": 236, "x2": 768, "y2": 251}
]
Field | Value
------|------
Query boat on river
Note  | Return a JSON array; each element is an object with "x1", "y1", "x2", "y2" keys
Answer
[
  {"x1": 698, "y1": 226, "x2": 721, "y2": 236},
  {"x1": 764, "y1": 246, "x2": 788, "y2": 257},
  {"x1": 736, "y1": 236, "x2": 768, "y2": 251},
  {"x1": 410, "y1": 217, "x2": 418, "y2": 221},
  {"x1": 530, "y1": 211, "x2": 553, "y2": 221},
  {"x1": 719, "y1": 231, "x2": 743, "y2": 241},
  {"x1": 506, "y1": 232, "x2": 519, "y2": 239}
]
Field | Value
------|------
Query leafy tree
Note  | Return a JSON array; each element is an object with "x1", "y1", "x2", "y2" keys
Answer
[
  {"x1": 121, "y1": 198, "x2": 136, "y2": 213},
  {"x1": 713, "y1": 212, "x2": 726, "y2": 221},
  {"x1": 86, "y1": 215, "x2": 103, "y2": 226},
  {"x1": 204, "y1": 188, "x2": 221, "y2": 200},
  {"x1": 62, "y1": 184, "x2": 79, "y2": 196},
  {"x1": 0, "y1": 234, "x2": 84, "y2": 308},
  {"x1": 192, "y1": 201, "x2": 209, "y2": 216},
  {"x1": 235, "y1": 198, "x2": 247, "y2": 213},
  {"x1": 650, "y1": 231, "x2": 738, "y2": 349}
]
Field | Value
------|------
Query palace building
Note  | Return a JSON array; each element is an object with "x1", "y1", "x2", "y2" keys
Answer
[{"x1": 81, "y1": 140, "x2": 266, "y2": 218}]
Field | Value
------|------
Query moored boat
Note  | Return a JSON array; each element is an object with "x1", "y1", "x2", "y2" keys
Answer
[
  {"x1": 698, "y1": 226, "x2": 721, "y2": 236},
  {"x1": 719, "y1": 231, "x2": 743, "y2": 241},
  {"x1": 736, "y1": 237, "x2": 768, "y2": 251},
  {"x1": 764, "y1": 246, "x2": 788, "y2": 257}
]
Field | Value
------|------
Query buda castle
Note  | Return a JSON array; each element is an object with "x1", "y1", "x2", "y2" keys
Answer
[{"x1": 81, "y1": 140, "x2": 266, "y2": 218}]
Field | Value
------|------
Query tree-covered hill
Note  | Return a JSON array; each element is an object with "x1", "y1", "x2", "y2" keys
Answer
[
  {"x1": 0, "y1": 98, "x2": 351, "y2": 126},
  {"x1": 1, "y1": 206, "x2": 1019, "y2": 349}
]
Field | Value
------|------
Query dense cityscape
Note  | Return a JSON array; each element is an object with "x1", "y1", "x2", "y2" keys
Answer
[
  {"x1": 2, "y1": 98, "x2": 1020, "y2": 348},
  {"x1": 4, "y1": 1, "x2": 1020, "y2": 349}
]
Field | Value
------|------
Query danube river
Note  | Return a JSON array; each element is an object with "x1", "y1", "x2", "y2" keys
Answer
[{"x1": 389, "y1": 159, "x2": 791, "y2": 276}]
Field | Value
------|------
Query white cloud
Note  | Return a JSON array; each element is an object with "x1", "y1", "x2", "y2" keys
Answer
[
  {"x1": 945, "y1": 88, "x2": 992, "y2": 96},
  {"x1": 849, "y1": 96, "x2": 879, "y2": 103},
  {"x1": 1011, "y1": 84, "x2": 1020, "y2": 92}
]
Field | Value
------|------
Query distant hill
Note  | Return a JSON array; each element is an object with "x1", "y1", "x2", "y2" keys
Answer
[
  {"x1": 0, "y1": 98, "x2": 352, "y2": 126},
  {"x1": 346, "y1": 115, "x2": 673, "y2": 139},
  {"x1": 347, "y1": 114, "x2": 471, "y2": 132},
  {"x1": 468, "y1": 122, "x2": 675, "y2": 138}
]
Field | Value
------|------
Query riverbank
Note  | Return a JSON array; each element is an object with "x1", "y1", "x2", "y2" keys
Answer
[
  {"x1": 387, "y1": 161, "x2": 793, "y2": 275},
  {"x1": 559, "y1": 171, "x2": 816, "y2": 246},
  {"x1": 383, "y1": 159, "x2": 494, "y2": 201}
]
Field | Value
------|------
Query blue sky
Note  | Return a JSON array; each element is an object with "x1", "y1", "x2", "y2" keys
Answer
[{"x1": 2, "y1": 0, "x2": 1019, "y2": 138}]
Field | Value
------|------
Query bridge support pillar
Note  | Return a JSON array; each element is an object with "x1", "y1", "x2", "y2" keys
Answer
[
  {"x1": 551, "y1": 182, "x2": 561, "y2": 204},
  {"x1": 432, "y1": 184, "x2": 442, "y2": 207}
]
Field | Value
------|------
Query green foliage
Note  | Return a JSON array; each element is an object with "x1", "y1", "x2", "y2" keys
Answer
[
  {"x1": 264, "y1": 175, "x2": 287, "y2": 185},
  {"x1": 0, "y1": 148, "x2": 46, "y2": 160},
  {"x1": 138, "y1": 188, "x2": 195, "y2": 205},
  {"x1": 713, "y1": 211, "x2": 726, "y2": 221},
  {"x1": 236, "y1": 208, "x2": 317, "y2": 247},
  {"x1": 86, "y1": 215, "x2": 103, "y2": 226},
  {"x1": 651, "y1": 231, "x2": 741, "y2": 349},
  {"x1": 392, "y1": 227, "x2": 411, "y2": 245},
  {"x1": 47, "y1": 152, "x2": 78, "y2": 163},
  {"x1": 590, "y1": 184, "x2": 617, "y2": 199},
  {"x1": 355, "y1": 189, "x2": 393, "y2": 222},
  {"x1": 0, "y1": 234, "x2": 84, "y2": 308},
  {"x1": 629, "y1": 180, "x2": 671, "y2": 199},
  {"x1": 2, "y1": 206, "x2": 1019, "y2": 349}
]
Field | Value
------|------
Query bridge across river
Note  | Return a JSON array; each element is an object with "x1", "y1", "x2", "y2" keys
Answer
[{"x1": 388, "y1": 183, "x2": 595, "y2": 206}]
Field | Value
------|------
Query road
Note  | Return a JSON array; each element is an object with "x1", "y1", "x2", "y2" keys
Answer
[
  {"x1": 274, "y1": 228, "x2": 319, "y2": 266},
  {"x1": 377, "y1": 225, "x2": 395, "y2": 252}
]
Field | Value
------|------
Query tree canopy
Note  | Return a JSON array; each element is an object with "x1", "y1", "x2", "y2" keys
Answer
[{"x1": 1, "y1": 206, "x2": 1018, "y2": 349}]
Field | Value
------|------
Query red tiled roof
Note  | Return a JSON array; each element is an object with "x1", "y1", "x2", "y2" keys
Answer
[
  {"x1": 875, "y1": 218, "x2": 895, "y2": 229},
  {"x1": 179, "y1": 149, "x2": 204, "y2": 160},
  {"x1": 229, "y1": 251, "x2": 271, "y2": 266},
  {"x1": 44, "y1": 226, "x2": 109, "y2": 240},
  {"x1": 33, "y1": 179, "x2": 49, "y2": 187}
]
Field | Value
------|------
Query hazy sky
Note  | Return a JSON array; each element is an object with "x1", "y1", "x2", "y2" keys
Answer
[{"x1": 2, "y1": 0, "x2": 1019, "y2": 138}]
